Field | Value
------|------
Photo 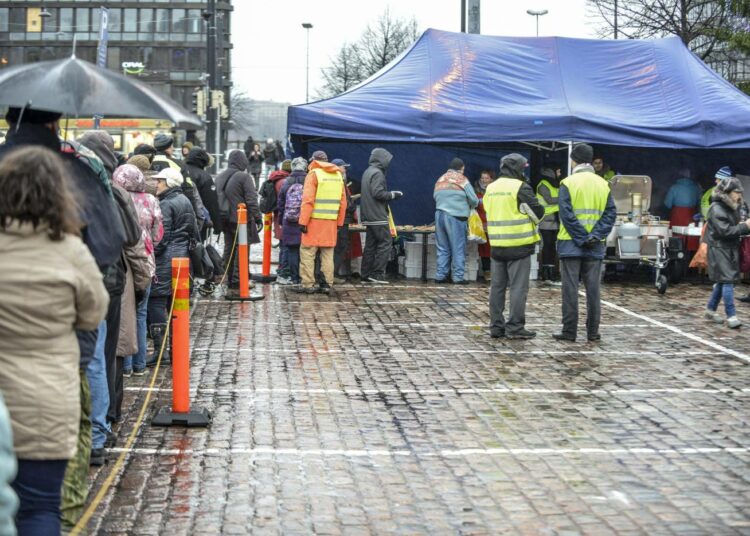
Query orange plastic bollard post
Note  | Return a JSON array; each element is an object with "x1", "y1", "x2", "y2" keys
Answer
[
  {"x1": 225, "y1": 203, "x2": 264, "y2": 302},
  {"x1": 252, "y1": 212, "x2": 277, "y2": 283},
  {"x1": 151, "y1": 257, "x2": 210, "y2": 427}
]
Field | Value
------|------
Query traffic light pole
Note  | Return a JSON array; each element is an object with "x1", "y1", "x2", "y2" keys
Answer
[{"x1": 205, "y1": 0, "x2": 219, "y2": 173}]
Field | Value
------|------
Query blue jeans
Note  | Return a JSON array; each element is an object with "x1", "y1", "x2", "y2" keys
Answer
[
  {"x1": 124, "y1": 284, "x2": 150, "y2": 373},
  {"x1": 86, "y1": 320, "x2": 110, "y2": 449},
  {"x1": 435, "y1": 210, "x2": 468, "y2": 282},
  {"x1": 12, "y1": 459, "x2": 68, "y2": 536},
  {"x1": 708, "y1": 282, "x2": 736, "y2": 317},
  {"x1": 278, "y1": 244, "x2": 289, "y2": 276},
  {"x1": 287, "y1": 246, "x2": 300, "y2": 283}
]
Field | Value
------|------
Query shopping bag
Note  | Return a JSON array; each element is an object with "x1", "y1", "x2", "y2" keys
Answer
[
  {"x1": 689, "y1": 224, "x2": 708, "y2": 270},
  {"x1": 741, "y1": 237, "x2": 750, "y2": 273},
  {"x1": 467, "y1": 209, "x2": 487, "y2": 243},
  {"x1": 388, "y1": 207, "x2": 398, "y2": 238}
]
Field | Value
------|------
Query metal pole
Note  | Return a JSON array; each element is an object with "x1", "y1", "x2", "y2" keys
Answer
[
  {"x1": 536, "y1": 16, "x2": 539, "y2": 37},
  {"x1": 305, "y1": 28, "x2": 310, "y2": 103},
  {"x1": 461, "y1": 0, "x2": 467, "y2": 32},
  {"x1": 614, "y1": 0, "x2": 619, "y2": 39},
  {"x1": 206, "y1": 0, "x2": 218, "y2": 171}
]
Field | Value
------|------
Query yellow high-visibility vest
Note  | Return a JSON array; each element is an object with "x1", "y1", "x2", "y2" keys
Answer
[
  {"x1": 311, "y1": 168, "x2": 344, "y2": 220},
  {"x1": 536, "y1": 179, "x2": 559, "y2": 216},
  {"x1": 484, "y1": 178, "x2": 540, "y2": 247},
  {"x1": 557, "y1": 171, "x2": 610, "y2": 241},
  {"x1": 701, "y1": 187, "x2": 714, "y2": 219}
]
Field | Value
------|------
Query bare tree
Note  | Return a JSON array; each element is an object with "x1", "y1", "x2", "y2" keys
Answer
[
  {"x1": 317, "y1": 9, "x2": 419, "y2": 99},
  {"x1": 587, "y1": 0, "x2": 736, "y2": 59},
  {"x1": 319, "y1": 43, "x2": 365, "y2": 98}
]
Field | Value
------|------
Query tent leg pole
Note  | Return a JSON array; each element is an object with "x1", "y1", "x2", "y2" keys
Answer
[{"x1": 567, "y1": 141, "x2": 573, "y2": 176}]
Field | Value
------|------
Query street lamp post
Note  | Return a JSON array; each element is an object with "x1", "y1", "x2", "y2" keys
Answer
[
  {"x1": 526, "y1": 9, "x2": 548, "y2": 37},
  {"x1": 302, "y1": 23, "x2": 313, "y2": 103}
]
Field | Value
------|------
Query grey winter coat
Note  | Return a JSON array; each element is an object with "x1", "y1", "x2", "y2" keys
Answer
[
  {"x1": 216, "y1": 151, "x2": 261, "y2": 244},
  {"x1": 707, "y1": 192, "x2": 750, "y2": 283},
  {"x1": 360, "y1": 148, "x2": 395, "y2": 226},
  {"x1": 153, "y1": 187, "x2": 199, "y2": 297}
]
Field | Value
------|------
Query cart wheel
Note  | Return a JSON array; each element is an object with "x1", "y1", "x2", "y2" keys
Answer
[{"x1": 656, "y1": 274, "x2": 668, "y2": 294}]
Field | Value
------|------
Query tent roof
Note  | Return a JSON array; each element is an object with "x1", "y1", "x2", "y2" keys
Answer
[{"x1": 288, "y1": 29, "x2": 750, "y2": 149}]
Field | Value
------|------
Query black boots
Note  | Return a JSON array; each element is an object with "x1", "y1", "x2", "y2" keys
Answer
[{"x1": 145, "y1": 323, "x2": 169, "y2": 367}]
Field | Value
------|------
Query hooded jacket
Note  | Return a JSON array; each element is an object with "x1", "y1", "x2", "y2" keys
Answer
[
  {"x1": 78, "y1": 130, "x2": 118, "y2": 176},
  {"x1": 185, "y1": 148, "x2": 221, "y2": 233},
  {"x1": 707, "y1": 191, "x2": 750, "y2": 283},
  {"x1": 153, "y1": 187, "x2": 199, "y2": 297},
  {"x1": 278, "y1": 170, "x2": 307, "y2": 246},
  {"x1": 216, "y1": 150, "x2": 261, "y2": 243},
  {"x1": 299, "y1": 161, "x2": 347, "y2": 248},
  {"x1": 490, "y1": 155, "x2": 546, "y2": 261},
  {"x1": 360, "y1": 148, "x2": 395, "y2": 225},
  {"x1": 268, "y1": 169, "x2": 290, "y2": 240},
  {"x1": 0, "y1": 123, "x2": 125, "y2": 368}
]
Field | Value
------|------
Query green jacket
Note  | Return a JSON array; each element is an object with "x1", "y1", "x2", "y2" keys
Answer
[{"x1": 0, "y1": 391, "x2": 17, "y2": 536}]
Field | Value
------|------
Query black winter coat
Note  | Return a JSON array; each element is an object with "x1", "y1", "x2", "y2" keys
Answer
[
  {"x1": 215, "y1": 151, "x2": 261, "y2": 244},
  {"x1": 185, "y1": 148, "x2": 221, "y2": 233},
  {"x1": 360, "y1": 148, "x2": 394, "y2": 225},
  {"x1": 153, "y1": 187, "x2": 199, "y2": 297},
  {"x1": 707, "y1": 192, "x2": 750, "y2": 283}
]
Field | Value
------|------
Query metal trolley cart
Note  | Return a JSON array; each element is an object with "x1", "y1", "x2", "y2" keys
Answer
[{"x1": 604, "y1": 175, "x2": 685, "y2": 294}]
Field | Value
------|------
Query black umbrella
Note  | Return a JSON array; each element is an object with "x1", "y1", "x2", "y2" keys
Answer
[{"x1": 0, "y1": 56, "x2": 202, "y2": 128}]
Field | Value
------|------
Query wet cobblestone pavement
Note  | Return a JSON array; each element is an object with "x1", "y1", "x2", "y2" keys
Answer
[{"x1": 87, "y1": 278, "x2": 750, "y2": 535}]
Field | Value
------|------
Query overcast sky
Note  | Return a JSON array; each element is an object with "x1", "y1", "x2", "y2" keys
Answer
[{"x1": 231, "y1": 0, "x2": 600, "y2": 105}]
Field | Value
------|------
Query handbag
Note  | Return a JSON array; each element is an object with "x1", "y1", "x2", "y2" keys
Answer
[
  {"x1": 189, "y1": 239, "x2": 214, "y2": 279},
  {"x1": 689, "y1": 224, "x2": 708, "y2": 270}
]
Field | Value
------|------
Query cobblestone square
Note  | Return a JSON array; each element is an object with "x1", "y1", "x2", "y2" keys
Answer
[{"x1": 86, "y1": 279, "x2": 750, "y2": 535}]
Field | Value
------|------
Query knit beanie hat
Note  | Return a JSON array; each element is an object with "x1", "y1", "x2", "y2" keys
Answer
[
  {"x1": 182, "y1": 141, "x2": 194, "y2": 151},
  {"x1": 127, "y1": 154, "x2": 151, "y2": 173},
  {"x1": 715, "y1": 166, "x2": 734, "y2": 180},
  {"x1": 153, "y1": 133, "x2": 174, "y2": 151},
  {"x1": 292, "y1": 157, "x2": 308, "y2": 171},
  {"x1": 281, "y1": 159, "x2": 292, "y2": 172},
  {"x1": 570, "y1": 143, "x2": 594, "y2": 164}
]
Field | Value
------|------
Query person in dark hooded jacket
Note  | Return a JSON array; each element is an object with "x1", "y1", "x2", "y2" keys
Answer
[
  {"x1": 277, "y1": 157, "x2": 308, "y2": 284},
  {"x1": 215, "y1": 150, "x2": 261, "y2": 294},
  {"x1": 360, "y1": 148, "x2": 403, "y2": 283},
  {"x1": 185, "y1": 147, "x2": 220, "y2": 238},
  {"x1": 704, "y1": 177, "x2": 750, "y2": 328}
]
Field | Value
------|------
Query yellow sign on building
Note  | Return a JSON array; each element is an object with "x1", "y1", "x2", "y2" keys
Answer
[{"x1": 27, "y1": 8, "x2": 41, "y2": 32}]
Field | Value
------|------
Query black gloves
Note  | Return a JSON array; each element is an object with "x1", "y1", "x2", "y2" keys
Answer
[
  {"x1": 583, "y1": 236, "x2": 599, "y2": 249},
  {"x1": 390, "y1": 191, "x2": 403, "y2": 200},
  {"x1": 300, "y1": 225, "x2": 308, "y2": 233}
]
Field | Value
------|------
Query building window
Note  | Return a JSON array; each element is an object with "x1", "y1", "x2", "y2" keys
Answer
[
  {"x1": 76, "y1": 8, "x2": 89, "y2": 32},
  {"x1": 151, "y1": 48, "x2": 169, "y2": 71},
  {"x1": 156, "y1": 9, "x2": 169, "y2": 33},
  {"x1": 123, "y1": 8, "x2": 137, "y2": 32},
  {"x1": 139, "y1": 8, "x2": 154, "y2": 33},
  {"x1": 171, "y1": 48, "x2": 186, "y2": 71},
  {"x1": 108, "y1": 8, "x2": 121, "y2": 33},
  {"x1": 0, "y1": 8, "x2": 8, "y2": 32},
  {"x1": 40, "y1": 8, "x2": 56, "y2": 32},
  {"x1": 171, "y1": 9, "x2": 186, "y2": 33},
  {"x1": 59, "y1": 8, "x2": 74, "y2": 33},
  {"x1": 187, "y1": 9, "x2": 202, "y2": 33}
]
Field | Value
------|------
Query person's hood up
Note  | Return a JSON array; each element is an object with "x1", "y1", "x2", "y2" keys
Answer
[
  {"x1": 368, "y1": 148, "x2": 393, "y2": 171},
  {"x1": 540, "y1": 167, "x2": 556, "y2": 181},
  {"x1": 499, "y1": 153, "x2": 528, "y2": 180},
  {"x1": 712, "y1": 190, "x2": 741, "y2": 211},
  {"x1": 185, "y1": 147, "x2": 210, "y2": 169},
  {"x1": 269, "y1": 170, "x2": 289, "y2": 183},
  {"x1": 227, "y1": 149, "x2": 248, "y2": 171},
  {"x1": 79, "y1": 130, "x2": 117, "y2": 174},
  {"x1": 309, "y1": 160, "x2": 341, "y2": 174},
  {"x1": 113, "y1": 164, "x2": 146, "y2": 193}
]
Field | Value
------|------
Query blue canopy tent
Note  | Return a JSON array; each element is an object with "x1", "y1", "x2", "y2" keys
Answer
[{"x1": 288, "y1": 29, "x2": 750, "y2": 223}]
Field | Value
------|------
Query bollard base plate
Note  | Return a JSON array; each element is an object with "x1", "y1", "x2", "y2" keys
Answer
[
  {"x1": 151, "y1": 406, "x2": 211, "y2": 427},
  {"x1": 224, "y1": 294, "x2": 265, "y2": 302},
  {"x1": 251, "y1": 274, "x2": 277, "y2": 283}
]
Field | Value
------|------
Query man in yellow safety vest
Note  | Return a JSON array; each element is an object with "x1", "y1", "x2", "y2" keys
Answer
[
  {"x1": 553, "y1": 143, "x2": 617, "y2": 342},
  {"x1": 484, "y1": 153, "x2": 545, "y2": 339},
  {"x1": 295, "y1": 150, "x2": 348, "y2": 294},
  {"x1": 536, "y1": 167, "x2": 561, "y2": 281}
]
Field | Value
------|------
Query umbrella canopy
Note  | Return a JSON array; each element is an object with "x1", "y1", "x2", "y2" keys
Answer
[{"x1": 0, "y1": 56, "x2": 202, "y2": 128}]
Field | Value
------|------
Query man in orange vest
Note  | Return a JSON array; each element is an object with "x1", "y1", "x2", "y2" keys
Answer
[{"x1": 294, "y1": 151, "x2": 348, "y2": 294}]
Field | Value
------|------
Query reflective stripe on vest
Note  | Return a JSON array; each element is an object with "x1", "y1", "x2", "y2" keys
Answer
[
  {"x1": 536, "y1": 179, "x2": 559, "y2": 216},
  {"x1": 557, "y1": 171, "x2": 610, "y2": 241},
  {"x1": 484, "y1": 178, "x2": 539, "y2": 247},
  {"x1": 311, "y1": 168, "x2": 344, "y2": 220}
]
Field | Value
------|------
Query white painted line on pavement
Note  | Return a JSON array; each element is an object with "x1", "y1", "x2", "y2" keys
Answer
[
  {"x1": 110, "y1": 446, "x2": 750, "y2": 457},
  {"x1": 599, "y1": 298, "x2": 750, "y2": 363},
  {"x1": 124, "y1": 386, "x2": 745, "y2": 396},
  {"x1": 196, "y1": 320, "x2": 649, "y2": 329}
]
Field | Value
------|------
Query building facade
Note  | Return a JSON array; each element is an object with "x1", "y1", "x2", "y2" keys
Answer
[{"x1": 0, "y1": 1, "x2": 232, "y2": 152}]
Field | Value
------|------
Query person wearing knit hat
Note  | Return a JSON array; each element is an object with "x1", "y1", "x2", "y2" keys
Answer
[
  {"x1": 181, "y1": 141, "x2": 194, "y2": 159},
  {"x1": 147, "y1": 165, "x2": 198, "y2": 367},
  {"x1": 281, "y1": 159, "x2": 292, "y2": 173},
  {"x1": 702, "y1": 166, "x2": 734, "y2": 218},
  {"x1": 127, "y1": 155, "x2": 159, "y2": 195},
  {"x1": 704, "y1": 175, "x2": 750, "y2": 327},
  {"x1": 133, "y1": 144, "x2": 157, "y2": 162},
  {"x1": 553, "y1": 142, "x2": 617, "y2": 343},
  {"x1": 291, "y1": 157, "x2": 308, "y2": 172}
]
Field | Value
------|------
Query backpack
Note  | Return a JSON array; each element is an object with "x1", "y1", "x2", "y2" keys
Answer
[
  {"x1": 259, "y1": 179, "x2": 277, "y2": 214},
  {"x1": 217, "y1": 171, "x2": 235, "y2": 220},
  {"x1": 284, "y1": 183, "x2": 304, "y2": 223}
]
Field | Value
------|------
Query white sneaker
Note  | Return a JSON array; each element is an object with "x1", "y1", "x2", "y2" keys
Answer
[
  {"x1": 364, "y1": 276, "x2": 389, "y2": 284},
  {"x1": 705, "y1": 309, "x2": 723, "y2": 323},
  {"x1": 727, "y1": 316, "x2": 742, "y2": 329},
  {"x1": 275, "y1": 276, "x2": 293, "y2": 285}
]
